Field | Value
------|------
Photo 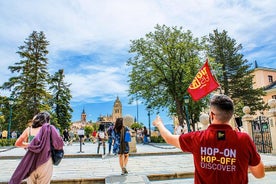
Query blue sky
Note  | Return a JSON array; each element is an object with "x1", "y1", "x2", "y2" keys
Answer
[{"x1": 1, "y1": 0, "x2": 276, "y2": 128}]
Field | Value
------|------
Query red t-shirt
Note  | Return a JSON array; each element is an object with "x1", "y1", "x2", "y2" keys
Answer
[{"x1": 179, "y1": 124, "x2": 261, "y2": 184}]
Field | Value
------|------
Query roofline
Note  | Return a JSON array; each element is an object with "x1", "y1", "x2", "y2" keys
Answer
[{"x1": 254, "y1": 67, "x2": 276, "y2": 72}]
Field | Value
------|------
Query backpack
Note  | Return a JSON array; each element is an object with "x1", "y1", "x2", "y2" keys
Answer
[
  {"x1": 107, "y1": 126, "x2": 114, "y2": 136},
  {"x1": 98, "y1": 131, "x2": 105, "y2": 139}
]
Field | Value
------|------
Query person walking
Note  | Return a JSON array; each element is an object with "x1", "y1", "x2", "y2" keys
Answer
[
  {"x1": 107, "y1": 124, "x2": 114, "y2": 154},
  {"x1": 9, "y1": 111, "x2": 64, "y2": 184},
  {"x1": 153, "y1": 94, "x2": 265, "y2": 184},
  {"x1": 112, "y1": 118, "x2": 131, "y2": 175},
  {"x1": 96, "y1": 124, "x2": 107, "y2": 155},
  {"x1": 63, "y1": 129, "x2": 69, "y2": 144},
  {"x1": 143, "y1": 126, "x2": 149, "y2": 144}
]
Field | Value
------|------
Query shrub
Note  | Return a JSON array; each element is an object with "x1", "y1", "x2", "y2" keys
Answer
[
  {"x1": 0, "y1": 139, "x2": 16, "y2": 146},
  {"x1": 150, "y1": 136, "x2": 165, "y2": 143}
]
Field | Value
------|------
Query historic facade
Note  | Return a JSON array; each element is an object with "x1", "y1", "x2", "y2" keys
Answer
[
  {"x1": 100, "y1": 96, "x2": 122, "y2": 123},
  {"x1": 70, "y1": 108, "x2": 89, "y2": 134},
  {"x1": 252, "y1": 61, "x2": 276, "y2": 102},
  {"x1": 72, "y1": 96, "x2": 123, "y2": 129}
]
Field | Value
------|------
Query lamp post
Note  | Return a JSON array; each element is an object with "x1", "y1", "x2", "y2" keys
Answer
[
  {"x1": 8, "y1": 99, "x2": 14, "y2": 140},
  {"x1": 136, "y1": 97, "x2": 139, "y2": 123},
  {"x1": 184, "y1": 96, "x2": 191, "y2": 132},
  {"x1": 146, "y1": 105, "x2": 151, "y2": 138}
]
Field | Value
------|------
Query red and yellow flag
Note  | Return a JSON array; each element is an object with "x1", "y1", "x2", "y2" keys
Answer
[{"x1": 187, "y1": 59, "x2": 220, "y2": 101}]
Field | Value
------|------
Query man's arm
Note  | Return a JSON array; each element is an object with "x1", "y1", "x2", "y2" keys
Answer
[
  {"x1": 153, "y1": 116, "x2": 180, "y2": 148},
  {"x1": 249, "y1": 161, "x2": 265, "y2": 178}
]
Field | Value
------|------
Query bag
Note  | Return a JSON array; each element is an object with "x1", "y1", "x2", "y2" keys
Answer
[
  {"x1": 124, "y1": 131, "x2": 131, "y2": 142},
  {"x1": 51, "y1": 146, "x2": 64, "y2": 166},
  {"x1": 99, "y1": 132, "x2": 105, "y2": 139},
  {"x1": 50, "y1": 126, "x2": 64, "y2": 166}
]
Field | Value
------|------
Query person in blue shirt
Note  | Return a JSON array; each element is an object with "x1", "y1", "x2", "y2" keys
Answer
[{"x1": 112, "y1": 118, "x2": 131, "y2": 175}]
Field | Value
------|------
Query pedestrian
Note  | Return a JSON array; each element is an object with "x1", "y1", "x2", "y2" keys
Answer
[
  {"x1": 96, "y1": 124, "x2": 107, "y2": 155},
  {"x1": 2, "y1": 130, "x2": 7, "y2": 139},
  {"x1": 9, "y1": 111, "x2": 64, "y2": 184},
  {"x1": 11, "y1": 131, "x2": 17, "y2": 139},
  {"x1": 112, "y1": 118, "x2": 131, "y2": 175},
  {"x1": 91, "y1": 130, "x2": 97, "y2": 143},
  {"x1": 63, "y1": 129, "x2": 69, "y2": 144},
  {"x1": 143, "y1": 126, "x2": 148, "y2": 144},
  {"x1": 68, "y1": 130, "x2": 74, "y2": 145},
  {"x1": 153, "y1": 94, "x2": 265, "y2": 184},
  {"x1": 107, "y1": 124, "x2": 114, "y2": 154},
  {"x1": 174, "y1": 124, "x2": 183, "y2": 135}
]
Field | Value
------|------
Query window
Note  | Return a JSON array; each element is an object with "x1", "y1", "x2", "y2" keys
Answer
[{"x1": 268, "y1": 75, "x2": 273, "y2": 83}]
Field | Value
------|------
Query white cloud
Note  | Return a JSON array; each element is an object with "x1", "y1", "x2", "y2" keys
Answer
[
  {"x1": 1, "y1": 0, "x2": 276, "y2": 121},
  {"x1": 65, "y1": 63, "x2": 129, "y2": 102}
]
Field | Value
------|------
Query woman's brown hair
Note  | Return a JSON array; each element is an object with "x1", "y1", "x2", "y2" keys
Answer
[
  {"x1": 114, "y1": 118, "x2": 123, "y2": 133},
  {"x1": 32, "y1": 111, "x2": 50, "y2": 128}
]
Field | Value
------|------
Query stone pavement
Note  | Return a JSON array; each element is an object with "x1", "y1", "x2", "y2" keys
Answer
[{"x1": 0, "y1": 142, "x2": 276, "y2": 183}]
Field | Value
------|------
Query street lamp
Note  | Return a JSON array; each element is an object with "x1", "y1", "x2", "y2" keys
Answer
[
  {"x1": 8, "y1": 99, "x2": 14, "y2": 139},
  {"x1": 146, "y1": 105, "x2": 151, "y2": 138},
  {"x1": 184, "y1": 96, "x2": 191, "y2": 132}
]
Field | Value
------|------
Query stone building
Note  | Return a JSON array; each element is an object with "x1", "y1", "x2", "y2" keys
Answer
[
  {"x1": 252, "y1": 61, "x2": 276, "y2": 117},
  {"x1": 252, "y1": 61, "x2": 276, "y2": 102},
  {"x1": 70, "y1": 109, "x2": 90, "y2": 134},
  {"x1": 101, "y1": 96, "x2": 122, "y2": 123},
  {"x1": 71, "y1": 96, "x2": 123, "y2": 132}
]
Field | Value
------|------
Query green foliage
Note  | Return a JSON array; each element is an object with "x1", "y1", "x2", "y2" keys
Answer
[
  {"x1": 0, "y1": 31, "x2": 52, "y2": 131},
  {"x1": 127, "y1": 24, "x2": 207, "y2": 128},
  {"x1": 84, "y1": 125, "x2": 94, "y2": 137},
  {"x1": 0, "y1": 139, "x2": 16, "y2": 146},
  {"x1": 206, "y1": 29, "x2": 266, "y2": 115},
  {"x1": 49, "y1": 69, "x2": 73, "y2": 130},
  {"x1": 131, "y1": 122, "x2": 144, "y2": 129},
  {"x1": 0, "y1": 31, "x2": 73, "y2": 132},
  {"x1": 150, "y1": 136, "x2": 165, "y2": 143}
]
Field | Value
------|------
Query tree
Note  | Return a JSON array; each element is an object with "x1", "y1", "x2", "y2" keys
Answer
[
  {"x1": 0, "y1": 31, "x2": 52, "y2": 131},
  {"x1": 49, "y1": 69, "x2": 73, "y2": 130},
  {"x1": 131, "y1": 122, "x2": 144, "y2": 130},
  {"x1": 84, "y1": 125, "x2": 94, "y2": 138},
  {"x1": 206, "y1": 29, "x2": 266, "y2": 116},
  {"x1": 127, "y1": 24, "x2": 206, "y2": 128}
]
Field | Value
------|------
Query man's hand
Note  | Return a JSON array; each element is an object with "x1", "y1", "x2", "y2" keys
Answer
[
  {"x1": 153, "y1": 115, "x2": 163, "y2": 127},
  {"x1": 153, "y1": 115, "x2": 181, "y2": 148}
]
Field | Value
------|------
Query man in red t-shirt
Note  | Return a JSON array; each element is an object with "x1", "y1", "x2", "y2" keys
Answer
[{"x1": 153, "y1": 94, "x2": 265, "y2": 184}]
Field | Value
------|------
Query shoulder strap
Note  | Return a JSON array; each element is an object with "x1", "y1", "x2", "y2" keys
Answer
[{"x1": 50, "y1": 126, "x2": 53, "y2": 145}]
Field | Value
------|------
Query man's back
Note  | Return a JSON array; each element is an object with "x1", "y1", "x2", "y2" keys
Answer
[{"x1": 179, "y1": 124, "x2": 261, "y2": 184}]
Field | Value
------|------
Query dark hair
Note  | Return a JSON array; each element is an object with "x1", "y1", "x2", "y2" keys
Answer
[
  {"x1": 32, "y1": 111, "x2": 50, "y2": 128},
  {"x1": 98, "y1": 124, "x2": 105, "y2": 131},
  {"x1": 210, "y1": 95, "x2": 234, "y2": 123},
  {"x1": 114, "y1": 118, "x2": 123, "y2": 133}
]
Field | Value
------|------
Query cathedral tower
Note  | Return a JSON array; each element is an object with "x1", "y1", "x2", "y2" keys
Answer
[
  {"x1": 112, "y1": 96, "x2": 122, "y2": 121},
  {"x1": 81, "y1": 108, "x2": 87, "y2": 122}
]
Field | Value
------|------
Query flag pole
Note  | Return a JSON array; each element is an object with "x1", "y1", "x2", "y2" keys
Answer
[{"x1": 206, "y1": 57, "x2": 222, "y2": 94}]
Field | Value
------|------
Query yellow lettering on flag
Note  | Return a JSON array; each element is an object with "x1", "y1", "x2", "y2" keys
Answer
[{"x1": 188, "y1": 67, "x2": 209, "y2": 90}]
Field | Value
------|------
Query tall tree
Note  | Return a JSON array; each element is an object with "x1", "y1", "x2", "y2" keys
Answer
[
  {"x1": 49, "y1": 69, "x2": 73, "y2": 130},
  {"x1": 127, "y1": 24, "x2": 206, "y2": 129},
  {"x1": 206, "y1": 29, "x2": 266, "y2": 116},
  {"x1": 0, "y1": 31, "x2": 52, "y2": 131}
]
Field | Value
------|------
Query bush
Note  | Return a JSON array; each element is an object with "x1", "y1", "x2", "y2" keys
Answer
[
  {"x1": 131, "y1": 122, "x2": 144, "y2": 129},
  {"x1": 0, "y1": 139, "x2": 16, "y2": 146},
  {"x1": 150, "y1": 136, "x2": 165, "y2": 143}
]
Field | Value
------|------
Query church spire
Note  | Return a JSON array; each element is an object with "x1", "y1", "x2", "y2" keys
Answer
[
  {"x1": 81, "y1": 107, "x2": 87, "y2": 122},
  {"x1": 254, "y1": 60, "x2": 258, "y2": 68}
]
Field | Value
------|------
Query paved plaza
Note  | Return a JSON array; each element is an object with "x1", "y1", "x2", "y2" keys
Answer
[{"x1": 1, "y1": 142, "x2": 276, "y2": 183}]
